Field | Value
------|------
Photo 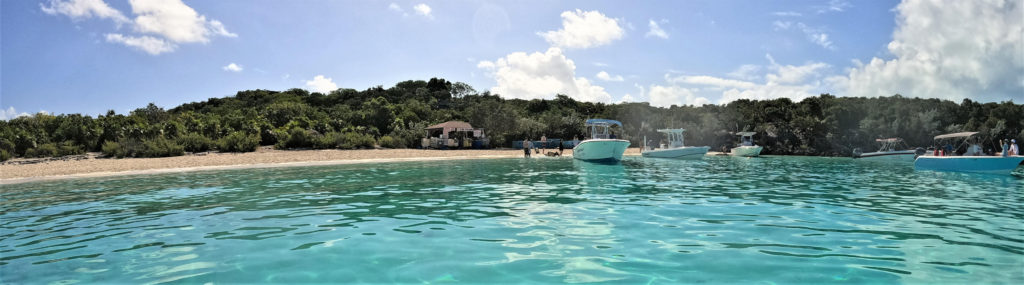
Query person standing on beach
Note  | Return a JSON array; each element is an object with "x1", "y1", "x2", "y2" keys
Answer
[
  {"x1": 540, "y1": 135, "x2": 547, "y2": 154},
  {"x1": 558, "y1": 141, "x2": 564, "y2": 155},
  {"x1": 523, "y1": 138, "x2": 531, "y2": 157}
]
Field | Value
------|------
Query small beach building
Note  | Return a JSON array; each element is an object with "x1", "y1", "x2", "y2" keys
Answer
[{"x1": 423, "y1": 121, "x2": 487, "y2": 149}]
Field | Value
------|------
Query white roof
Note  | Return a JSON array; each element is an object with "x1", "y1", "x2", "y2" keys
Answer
[
  {"x1": 657, "y1": 128, "x2": 686, "y2": 133},
  {"x1": 736, "y1": 132, "x2": 756, "y2": 136}
]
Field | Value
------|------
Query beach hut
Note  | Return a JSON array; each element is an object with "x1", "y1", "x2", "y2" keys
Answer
[{"x1": 423, "y1": 121, "x2": 488, "y2": 149}]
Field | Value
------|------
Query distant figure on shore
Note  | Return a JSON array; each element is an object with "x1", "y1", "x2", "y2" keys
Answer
[
  {"x1": 558, "y1": 142, "x2": 564, "y2": 155},
  {"x1": 523, "y1": 138, "x2": 531, "y2": 157},
  {"x1": 540, "y1": 135, "x2": 547, "y2": 153},
  {"x1": 1011, "y1": 139, "x2": 1019, "y2": 156}
]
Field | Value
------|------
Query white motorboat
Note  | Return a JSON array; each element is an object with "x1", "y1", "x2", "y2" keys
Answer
[
  {"x1": 573, "y1": 119, "x2": 630, "y2": 162},
  {"x1": 914, "y1": 132, "x2": 1024, "y2": 175},
  {"x1": 731, "y1": 132, "x2": 763, "y2": 157},
  {"x1": 853, "y1": 138, "x2": 922, "y2": 162},
  {"x1": 642, "y1": 129, "x2": 709, "y2": 159}
]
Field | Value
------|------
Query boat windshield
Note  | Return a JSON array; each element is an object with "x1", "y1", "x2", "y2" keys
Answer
[
  {"x1": 737, "y1": 132, "x2": 756, "y2": 146},
  {"x1": 585, "y1": 119, "x2": 622, "y2": 140},
  {"x1": 876, "y1": 138, "x2": 905, "y2": 152},
  {"x1": 657, "y1": 129, "x2": 686, "y2": 148}
]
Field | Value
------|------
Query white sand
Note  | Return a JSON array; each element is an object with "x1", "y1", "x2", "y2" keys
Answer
[{"x1": 0, "y1": 147, "x2": 642, "y2": 184}]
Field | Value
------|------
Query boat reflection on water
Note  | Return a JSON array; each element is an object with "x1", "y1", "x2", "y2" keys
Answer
[{"x1": 573, "y1": 158, "x2": 626, "y2": 190}]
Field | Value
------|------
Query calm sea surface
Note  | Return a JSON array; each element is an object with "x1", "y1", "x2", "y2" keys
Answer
[{"x1": 1, "y1": 156, "x2": 1022, "y2": 284}]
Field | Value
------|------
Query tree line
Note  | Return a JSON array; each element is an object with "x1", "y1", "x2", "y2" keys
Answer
[{"x1": 1, "y1": 77, "x2": 1021, "y2": 161}]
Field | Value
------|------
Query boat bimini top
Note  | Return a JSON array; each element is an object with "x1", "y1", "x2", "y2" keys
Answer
[
  {"x1": 933, "y1": 132, "x2": 978, "y2": 140},
  {"x1": 585, "y1": 119, "x2": 623, "y2": 127}
]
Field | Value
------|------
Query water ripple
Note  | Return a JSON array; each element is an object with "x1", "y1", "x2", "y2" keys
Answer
[{"x1": 1, "y1": 156, "x2": 1022, "y2": 283}]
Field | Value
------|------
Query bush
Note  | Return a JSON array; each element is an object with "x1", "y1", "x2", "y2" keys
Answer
[
  {"x1": 378, "y1": 136, "x2": 397, "y2": 148},
  {"x1": 220, "y1": 131, "x2": 259, "y2": 152},
  {"x1": 141, "y1": 137, "x2": 184, "y2": 157},
  {"x1": 310, "y1": 131, "x2": 375, "y2": 149},
  {"x1": 316, "y1": 132, "x2": 346, "y2": 149},
  {"x1": 0, "y1": 149, "x2": 11, "y2": 162},
  {"x1": 343, "y1": 132, "x2": 376, "y2": 149},
  {"x1": 0, "y1": 138, "x2": 14, "y2": 155},
  {"x1": 177, "y1": 133, "x2": 213, "y2": 153},
  {"x1": 275, "y1": 127, "x2": 317, "y2": 149},
  {"x1": 57, "y1": 141, "x2": 85, "y2": 156},
  {"x1": 25, "y1": 143, "x2": 58, "y2": 158},
  {"x1": 102, "y1": 141, "x2": 124, "y2": 158}
]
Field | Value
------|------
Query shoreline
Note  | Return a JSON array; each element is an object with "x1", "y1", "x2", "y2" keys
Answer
[{"x1": 0, "y1": 147, "x2": 642, "y2": 185}]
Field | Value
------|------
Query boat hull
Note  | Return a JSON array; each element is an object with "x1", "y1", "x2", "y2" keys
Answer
[
  {"x1": 855, "y1": 150, "x2": 917, "y2": 162},
  {"x1": 643, "y1": 146, "x2": 709, "y2": 159},
  {"x1": 731, "y1": 146, "x2": 763, "y2": 157},
  {"x1": 914, "y1": 156, "x2": 1024, "y2": 175},
  {"x1": 573, "y1": 139, "x2": 630, "y2": 162}
]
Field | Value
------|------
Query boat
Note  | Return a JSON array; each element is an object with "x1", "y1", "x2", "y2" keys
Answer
[
  {"x1": 853, "y1": 138, "x2": 923, "y2": 162},
  {"x1": 641, "y1": 129, "x2": 709, "y2": 159},
  {"x1": 572, "y1": 119, "x2": 630, "y2": 162},
  {"x1": 731, "y1": 132, "x2": 763, "y2": 157},
  {"x1": 914, "y1": 132, "x2": 1024, "y2": 175}
]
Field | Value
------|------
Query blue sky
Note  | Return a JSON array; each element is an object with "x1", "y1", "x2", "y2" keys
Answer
[{"x1": 2, "y1": 0, "x2": 1021, "y2": 119}]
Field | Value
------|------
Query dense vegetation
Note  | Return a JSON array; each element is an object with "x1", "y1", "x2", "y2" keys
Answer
[{"x1": 1, "y1": 77, "x2": 1021, "y2": 161}]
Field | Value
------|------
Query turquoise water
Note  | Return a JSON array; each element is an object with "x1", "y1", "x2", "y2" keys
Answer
[{"x1": 1, "y1": 156, "x2": 1022, "y2": 284}]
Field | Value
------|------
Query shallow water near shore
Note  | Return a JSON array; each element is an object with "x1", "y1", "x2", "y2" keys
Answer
[{"x1": 2, "y1": 156, "x2": 1022, "y2": 284}]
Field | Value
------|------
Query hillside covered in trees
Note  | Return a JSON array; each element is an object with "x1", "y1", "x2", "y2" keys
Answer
[{"x1": 1, "y1": 77, "x2": 1021, "y2": 161}]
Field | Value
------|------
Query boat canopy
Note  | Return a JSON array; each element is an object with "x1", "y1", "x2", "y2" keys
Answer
[
  {"x1": 736, "y1": 131, "x2": 756, "y2": 137},
  {"x1": 657, "y1": 128, "x2": 686, "y2": 134},
  {"x1": 875, "y1": 138, "x2": 903, "y2": 143},
  {"x1": 934, "y1": 132, "x2": 978, "y2": 140},
  {"x1": 585, "y1": 119, "x2": 622, "y2": 127}
]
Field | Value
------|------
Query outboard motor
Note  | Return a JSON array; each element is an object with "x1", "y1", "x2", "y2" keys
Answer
[{"x1": 852, "y1": 148, "x2": 862, "y2": 158}]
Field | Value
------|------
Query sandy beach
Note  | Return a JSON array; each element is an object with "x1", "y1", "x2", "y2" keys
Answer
[{"x1": 0, "y1": 147, "x2": 643, "y2": 184}]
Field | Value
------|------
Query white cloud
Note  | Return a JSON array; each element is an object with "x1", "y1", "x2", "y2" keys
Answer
[
  {"x1": 105, "y1": 33, "x2": 176, "y2": 55},
  {"x1": 668, "y1": 75, "x2": 757, "y2": 89},
  {"x1": 772, "y1": 20, "x2": 792, "y2": 30},
  {"x1": 388, "y1": 3, "x2": 406, "y2": 15},
  {"x1": 130, "y1": 0, "x2": 236, "y2": 43},
  {"x1": 413, "y1": 3, "x2": 433, "y2": 19},
  {"x1": 772, "y1": 11, "x2": 802, "y2": 17},
  {"x1": 40, "y1": 0, "x2": 128, "y2": 24},
  {"x1": 645, "y1": 19, "x2": 668, "y2": 39},
  {"x1": 305, "y1": 75, "x2": 339, "y2": 93},
  {"x1": 222, "y1": 63, "x2": 243, "y2": 72},
  {"x1": 537, "y1": 9, "x2": 624, "y2": 49},
  {"x1": 477, "y1": 47, "x2": 612, "y2": 103},
  {"x1": 648, "y1": 85, "x2": 711, "y2": 107},
  {"x1": 43, "y1": 0, "x2": 235, "y2": 55},
  {"x1": 0, "y1": 107, "x2": 31, "y2": 121},
  {"x1": 596, "y1": 71, "x2": 624, "y2": 82},
  {"x1": 818, "y1": 0, "x2": 852, "y2": 14},
  {"x1": 838, "y1": 0, "x2": 1023, "y2": 102},
  {"x1": 618, "y1": 94, "x2": 637, "y2": 103},
  {"x1": 727, "y1": 64, "x2": 761, "y2": 81},
  {"x1": 773, "y1": 21, "x2": 834, "y2": 50},
  {"x1": 654, "y1": 54, "x2": 832, "y2": 105}
]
